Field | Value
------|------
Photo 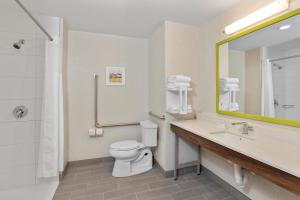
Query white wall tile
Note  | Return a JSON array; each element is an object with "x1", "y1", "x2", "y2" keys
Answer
[
  {"x1": 35, "y1": 78, "x2": 44, "y2": 99},
  {"x1": 0, "y1": 143, "x2": 35, "y2": 169},
  {"x1": 0, "y1": 99, "x2": 36, "y2": 122},
  {"x1": 0, "y1": 121, "x2": 36, "y2": 146},
  {"x1": 0, "y1": 55, "x2": 36, "y2": 77},
  {"x1": 35, "y1": 38, "x2": 45, "y2": 57},
  {"x1": 0, "y1": 165, "x2": 36, "y2": 190},
  {"x1": 35, "y1": 56, "x2": 45, "y2": 78},
  {"x1": 35, "y1": 100, "x2": 42, "y2": 120},
  {"x1": 0, "y1": 77, "x2": 36, "y2": 99}
]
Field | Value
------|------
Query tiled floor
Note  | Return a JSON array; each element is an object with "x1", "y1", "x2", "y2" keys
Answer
[{"x1": 53, "y1": 160, "x2": 239, "y2": 200}]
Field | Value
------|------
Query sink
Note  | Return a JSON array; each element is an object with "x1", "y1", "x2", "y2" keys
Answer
[{"x1": 209, "y1": 131, "x2": 255, "y2": 142}]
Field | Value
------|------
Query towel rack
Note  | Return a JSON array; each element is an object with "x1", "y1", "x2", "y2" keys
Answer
[
  {"x1": 149, "y1": 111, "x2": 165, "y2": 120},
  {"x1": 94, "y1": 74, "x2": 140, "y2": 128}
]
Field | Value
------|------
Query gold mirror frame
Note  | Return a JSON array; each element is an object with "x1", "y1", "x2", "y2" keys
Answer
[{"x1": 216, "y1": 8, "x2": 300, "y2": 128}]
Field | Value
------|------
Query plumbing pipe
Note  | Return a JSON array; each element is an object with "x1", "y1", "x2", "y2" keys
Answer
[{"x1": 233, "y1": 163, "x2": 248, "y2": 188}]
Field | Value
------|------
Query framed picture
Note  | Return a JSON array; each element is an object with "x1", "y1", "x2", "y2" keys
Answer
[{"x1": 105, "y1": 67, "x2": 126, "y2": 86}]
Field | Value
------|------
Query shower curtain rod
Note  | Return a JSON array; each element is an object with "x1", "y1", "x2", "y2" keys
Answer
[
  {"x1": 269, "y1": 54, "x2": 300, "y2": 62},
  {"x1": 14, "y1": 0, "x2": 54, "y2": 42}
]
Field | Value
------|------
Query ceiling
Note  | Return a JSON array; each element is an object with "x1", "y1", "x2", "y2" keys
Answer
[
  {"x1": 2, "y1": 0, "x2": 240, "y2": 38},
  {"x1": 229, "y1": 14, "x2": 300, "y2": 51}
]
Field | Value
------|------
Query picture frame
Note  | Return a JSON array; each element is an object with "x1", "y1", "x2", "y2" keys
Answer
[{"x1": 105, "y1": 67, "x2": 126, "y2": 86}]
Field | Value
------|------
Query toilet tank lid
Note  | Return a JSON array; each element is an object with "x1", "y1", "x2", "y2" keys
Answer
[
  {"x1": 140, "y1": 120, "x2": 158, "y2": 128},
  {"x1": 110, "y1": 140, "x2": 140, "y2": 151}
]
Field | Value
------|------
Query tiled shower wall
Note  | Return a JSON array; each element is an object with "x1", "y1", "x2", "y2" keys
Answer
[
  {"x1": 272, "y1": 46, "x2": 300, "y2": 121},
  {"x1": 0, "y1": 11, "x2": 45, "y2": 189}
]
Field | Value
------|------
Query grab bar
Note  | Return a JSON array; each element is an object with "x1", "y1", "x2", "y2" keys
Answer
[
  {"x1": 282, "y1": 105, "x2": 296, "y2": 109},
  {"x1": 149, "y1": 111, "x2": 165, "y2": 120},
  {"x1": 96, "y1": 122, "x2": 140, "y2": 128},
  {"x1": 94, "y1": 74, "x2": 140, "y2": 128}
]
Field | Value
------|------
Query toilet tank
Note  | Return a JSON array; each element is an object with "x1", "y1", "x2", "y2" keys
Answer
[{"x1": 140, "y1": 120, "x2": 158, "y2": 147}]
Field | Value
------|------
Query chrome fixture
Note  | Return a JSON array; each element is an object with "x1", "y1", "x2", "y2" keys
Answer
[
  {"x1": 94, "y1": 74, "x2": 140, "y2": 128},
  {"x1": 272, "y1": 63, "x2": 283, "y2": 70},
  {"x1": 13, "y1": 39, "x2": 25, "y2": 49},
  {"x1": 232, "y1": 122, "x2": 253, "y2": 135},
  {"x1": 13, "y1": 106, "x2": 28, "y2": 119},
  {"x1": 282, "y1": 104, "x2": 296, "y2": 109},
  {"x1": 269, "y1": 54, "x2": 300, "y2": 62}
]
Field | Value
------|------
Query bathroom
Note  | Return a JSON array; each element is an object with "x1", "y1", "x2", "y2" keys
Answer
[{"x1": 0, "y1": 0, "x2": 300, "y2": 200}]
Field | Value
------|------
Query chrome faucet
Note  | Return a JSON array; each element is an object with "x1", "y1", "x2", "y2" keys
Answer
[{"x1": 232, "y1": 122, "x2": 254, "y2": 135}]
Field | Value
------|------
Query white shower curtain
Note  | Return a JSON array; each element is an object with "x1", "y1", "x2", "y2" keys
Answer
[
  {"x1": 38, "y1": 37, "x2": 64, "y2": 178},
  {"x1": 261, "y1": 59, "x2": 275, "y2": 118}
]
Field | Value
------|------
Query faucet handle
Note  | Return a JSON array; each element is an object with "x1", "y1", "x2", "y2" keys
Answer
[
  {"x1": 247, "y1": 126, "x2": 254, "y2": 131},
  {"x1": 231, "y1": 122, "x2": 254, "y2": 134}
]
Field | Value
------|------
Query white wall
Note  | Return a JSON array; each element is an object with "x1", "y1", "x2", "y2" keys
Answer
[
  {"x1": 195, "y1": 0, "x2": 300, "y2": 199},
  {"x1": 229, "y1": 49, "x2": 246, "y2": 112},
  {"x1": 67, "y1": 31, "x2": 148, "y2": 161},
  {"x1": 245, "y1": 48, "x2": 262, "y2": 115},
  {"x1": 148, "y1": 21, "x2": 202, "y2": 171},
  {"x1": 59, "y1": 19, "x2": 69, "y2": 172},
  {"x1": 148, "y1": 23, "x2": 168, "y2": 168}
]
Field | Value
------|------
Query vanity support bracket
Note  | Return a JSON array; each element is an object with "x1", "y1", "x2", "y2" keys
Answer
[
  {"x1": 197, "y1": 146, "x2": 202, "y2": 175},
  {"x1": 174, "y1": 134, "x2": 179, "y2": 180},
  {"x1": 171, "y1": 124, "x2": 300, "y2": 196},
  {"x1": 174, "y1": 134, "x2": 202, "y2": 180}
]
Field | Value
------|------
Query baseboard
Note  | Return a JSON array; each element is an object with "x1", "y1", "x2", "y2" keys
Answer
[
  {"x1": 59, "y1": 162, "x2": 69, "y2": 181},
  {"x1": 59, "y1": 157, "x2": 114, "y2": 180},
  {"x1": 68, "y1": 157, "x2": 114, "y2": 167}
]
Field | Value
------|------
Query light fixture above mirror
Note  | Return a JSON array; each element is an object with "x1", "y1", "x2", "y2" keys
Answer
[{"x1": 224, "y1": 0, "x2": 289, "y2": 35}]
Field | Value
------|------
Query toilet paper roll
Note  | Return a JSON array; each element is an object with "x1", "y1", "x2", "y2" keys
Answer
[{"x1": 88, "y1": 129, "x2": 96, "y2": 137}]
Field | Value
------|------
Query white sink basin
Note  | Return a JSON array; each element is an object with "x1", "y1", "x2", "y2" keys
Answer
[{"x1": 210, "y1": 131, "x2": 255, "y2": 142}]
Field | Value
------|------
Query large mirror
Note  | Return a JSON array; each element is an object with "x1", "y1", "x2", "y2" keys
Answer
[{"x1": 217, "y1": 9, "x2": 300, "y2": 127}]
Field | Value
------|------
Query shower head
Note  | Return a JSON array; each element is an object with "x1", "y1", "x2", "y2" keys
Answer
[
  {"x1": 272, "y1": 63, "x2": 283, "y2": 70},
  {"x1": 13, "y1": 39, "x2": 25, "y2": 49}
]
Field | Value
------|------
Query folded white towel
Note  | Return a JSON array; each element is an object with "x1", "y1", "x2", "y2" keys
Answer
[
  {"x1": 220, "y1": 83, "x2": 239, "y2": 88},
  {"x1": 168, "y1": 75, "x2": 191, "y2": 83},
  {"x1": 220, "y1": 78, "x2": 239, "y2": 84},
  {"x1": 168, "y1": 82, "x2": 191, "y2": 87}
]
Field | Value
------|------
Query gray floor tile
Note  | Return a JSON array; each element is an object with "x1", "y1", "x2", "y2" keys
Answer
[{"x1": 54, "y1": 160, "x2": 242, "y2": 200}]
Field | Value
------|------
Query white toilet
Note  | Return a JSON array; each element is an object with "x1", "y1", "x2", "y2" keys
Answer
[{"x1": 109, "y1": 120, "x2": 158, "y2": 177}]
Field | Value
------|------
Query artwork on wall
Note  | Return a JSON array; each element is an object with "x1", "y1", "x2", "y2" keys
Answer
[{"x1": 105, "y1": 67, "x2": 126, "y2": 86}]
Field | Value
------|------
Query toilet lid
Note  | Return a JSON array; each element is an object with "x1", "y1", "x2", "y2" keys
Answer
[{"x1": 110, "y1": 140, "x2": 140, "y2": 151}]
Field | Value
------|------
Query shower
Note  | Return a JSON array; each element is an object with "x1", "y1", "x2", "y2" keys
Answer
[
  {"x1": 272, "y1": 63, "x2": 283, "y2": 70},
  {"x1": 12, "y1": 39, "x2": 25, "y2": 49}
]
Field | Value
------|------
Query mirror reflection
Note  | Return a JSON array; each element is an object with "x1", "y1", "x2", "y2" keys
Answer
[{"x1": 219, "y1": 13, "x2": 300, "y2": 121}]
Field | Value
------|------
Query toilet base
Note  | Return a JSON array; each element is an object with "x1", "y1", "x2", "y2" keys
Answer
[{"x1": 112, "y1": 148, "x2": 153, "y2": 177}]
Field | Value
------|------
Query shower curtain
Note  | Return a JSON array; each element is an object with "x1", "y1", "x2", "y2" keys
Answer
[
  {"x1": 261, "y1": 59, "x2": 275, "y2": 118},
  {"x1": 38, "y1": 37, "x2": 64, "y2": 178}
]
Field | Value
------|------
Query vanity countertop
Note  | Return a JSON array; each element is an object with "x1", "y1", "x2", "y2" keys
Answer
[{"x1": 171, "y1": 119, "x2": 300, "y2": 178}]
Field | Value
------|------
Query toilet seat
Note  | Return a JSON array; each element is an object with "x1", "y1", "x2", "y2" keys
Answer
[{"x1": 110, "y1": 140, "x2": 141, "y2": 151}]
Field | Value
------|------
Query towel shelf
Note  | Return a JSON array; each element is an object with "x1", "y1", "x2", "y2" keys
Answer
[{"x1": 149, "y1": 111, "x2": 165, "y2": 120}]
